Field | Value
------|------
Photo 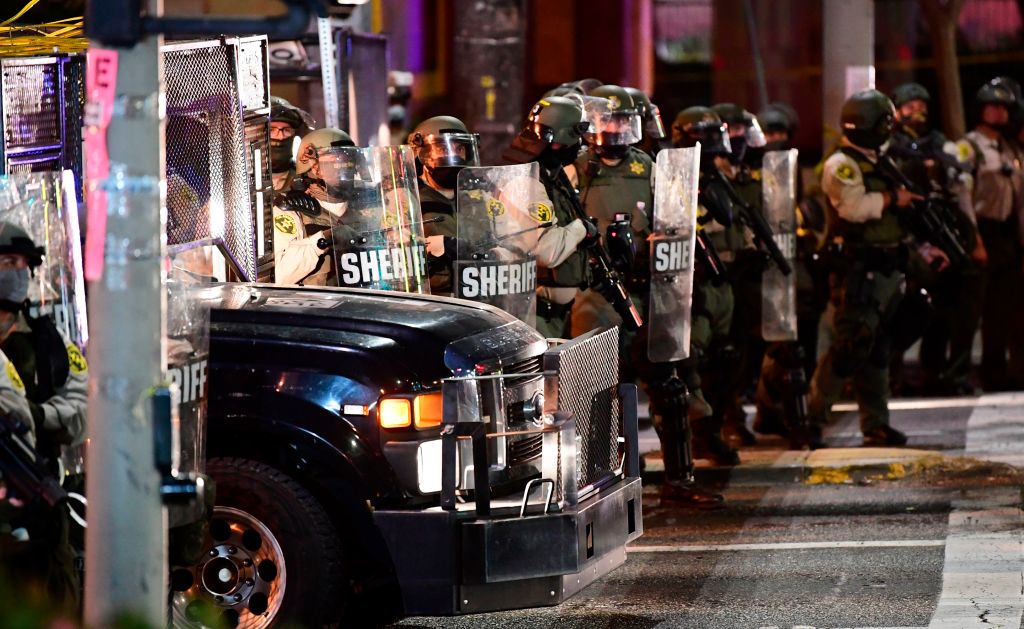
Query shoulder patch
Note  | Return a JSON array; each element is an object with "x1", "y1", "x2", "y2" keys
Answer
[
  {"x1": 487, "y1": 198, "x2": 506, "y2": 218},
  {"x1": 529, "y1": 202, "x2": 553, "y2": 223},
  {"x1": 835, "y1": 163, "x2": 856, "y2": 183},
  {"x1": 629, "y1": 160, "x2": 646, "y2": 175},
  {"x1": 67, "y1": 344, "x2": 87, "y2": 375},
  {"x1": 5, "y1": 360, "x2": 23, "y2": 392},
  {"x1": 274, "y1": 213, "x2": 297, "y2": 236}
]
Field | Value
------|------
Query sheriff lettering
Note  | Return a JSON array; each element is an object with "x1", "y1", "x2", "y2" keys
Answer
[
  {"x1": 458, "y1": 259, "x2": 538, "y2": 298},
  {"x1": 773, "y1": 232, "x2": 796, "y2": 260},
  {"x1": 168, "y1": 355, "x2": 208, "y2": 405},
  {"x1": 652, "y1": 236, "x2": 693, "y2": 273},
  {"x1": 338, "y1": 245, "x2": 428, "y2": 286}
]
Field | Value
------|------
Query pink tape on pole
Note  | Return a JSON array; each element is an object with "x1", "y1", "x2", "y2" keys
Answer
[{"x1": 83, "y1": 49, "x2": 118, "y2": 282}]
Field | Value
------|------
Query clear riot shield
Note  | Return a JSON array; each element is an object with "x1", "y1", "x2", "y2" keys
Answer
[
  {"x1": 761, "y1": 149, "x2": 799, "y2": 342},
  {"x1": 648, "y1": 147, "x2": 700, "y2": 363},
  {"x1": 328, "y1": 145, "x2": 430, "y2": 294},
  {"x1": 0, "y1": 171, "x2": 88, "y2": 347},
  {"x1": 454, "y1": 164, "x2": 546, "y2": 328},
  {"x1": 166, "y1": 245, "x2": 212, "y2": 526}
]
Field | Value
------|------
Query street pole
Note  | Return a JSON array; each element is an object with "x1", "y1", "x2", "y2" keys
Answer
[
  {"x1": 822, "y1": 0, "x2": 874, "y2": 150},
  {"x1": 84, "y1": 0, "x2": 168, "y2": 625}
]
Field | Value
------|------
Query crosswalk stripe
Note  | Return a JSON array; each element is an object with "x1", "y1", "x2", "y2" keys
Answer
[{"x1": 928, "y1": 393, "x2": 1024, "y2": 628}]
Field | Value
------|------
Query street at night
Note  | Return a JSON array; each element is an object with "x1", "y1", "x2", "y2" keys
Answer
[{"x1": 399, "y1": 394, "x2": 1024, "y2": 628}]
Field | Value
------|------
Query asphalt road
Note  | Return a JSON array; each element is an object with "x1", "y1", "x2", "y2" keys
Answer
[{"x1": 394, "y1": 395, "x2": 1024, "y2": 629}]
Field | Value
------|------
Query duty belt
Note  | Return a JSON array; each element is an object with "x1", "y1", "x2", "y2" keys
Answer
[{"x1": 537, "y1": 296, "x2": 575, "y2": 320}]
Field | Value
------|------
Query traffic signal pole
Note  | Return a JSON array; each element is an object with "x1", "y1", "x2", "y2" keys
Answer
[{"x1": 83, "y1": 0, "x2": 168, "y2": 624}]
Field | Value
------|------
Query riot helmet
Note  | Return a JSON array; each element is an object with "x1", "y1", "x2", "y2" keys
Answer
[
  {"x1": 987, "y1": 76, "x2": 1024, "y2": 136},
  {"x1": 408, "y1": 116, "x2": 481, "y2": 190},
  {"x1": 505, "y1": 96, "x2": 589, "y2": 168},
  {"x1": 295, "y1": 128, "x2": 360, "y2": 202},
  {"x1": 840, "y1": 89, "x2": 896, "y2": 151},
  {"x1": 891, "y1": 83, "x2": 931, "y2": 136},
  {"x1": 671, "y1": 106, "x2": 731, "y2": 155},
  {"x1": 976, "y1": 81, "x2": 1017, "y2": 131},
  {"x1": 758, "y1": 102, "x2": 799, "y2": 146},
  {"x1": 625, "y1": 86, "x2": 666, "y2": 140},
  {"x1": 712, "y1": 103, "x2": 766, "y2": 164},
  {"x1": 583, "y1": 86, "x2": 642, "y2": 159},
  {"x1": 270, "y1": 96, "x2": 315, "y2": 173}
]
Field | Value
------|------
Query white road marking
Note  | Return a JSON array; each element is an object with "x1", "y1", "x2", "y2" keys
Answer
[
  {"x1": 630, "y1": 539, "x2": 945, "y2": 553},
  {"x1": 927, "y1": 392, "x2": 1024, "y2": 628}
]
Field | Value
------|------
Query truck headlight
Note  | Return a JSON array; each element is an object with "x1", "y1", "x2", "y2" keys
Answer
[{"x1": 378, "y1": 392, "x2": 443, "y2": 430}]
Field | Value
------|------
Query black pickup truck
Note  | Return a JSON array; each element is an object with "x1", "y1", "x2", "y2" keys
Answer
[{"x1": 169, "y1": 283, "x2": 643, "y2": 628}]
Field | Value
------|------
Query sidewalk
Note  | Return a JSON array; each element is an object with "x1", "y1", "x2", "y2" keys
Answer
[{"x1": 638, "y1": 392, "x2": 1024, "y2": 486}]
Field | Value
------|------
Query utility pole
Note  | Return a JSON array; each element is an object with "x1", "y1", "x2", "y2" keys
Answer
[
  {"x1": 822, "y1": 0, "x2": 875, "y2": 148},
  {"x1": 84, "y1": 0, "x2": 168, "y2": 624}
]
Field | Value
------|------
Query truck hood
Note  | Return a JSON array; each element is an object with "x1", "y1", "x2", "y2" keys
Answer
[{"x1": 208, "y1": 284, "x2": 546, "y2": 377}]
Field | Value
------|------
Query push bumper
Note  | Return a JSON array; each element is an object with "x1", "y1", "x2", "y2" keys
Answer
[{"x1": 373, "y1": 474, "x2": 643, "y2": 616}]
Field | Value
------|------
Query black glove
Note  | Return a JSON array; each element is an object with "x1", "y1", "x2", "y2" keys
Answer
[
  {"x1": 275, "y1": 190, "x2": 322, "y2": 217},
  {"x1": 580, "y1": 217, "x2": 601, "y2": 249}
]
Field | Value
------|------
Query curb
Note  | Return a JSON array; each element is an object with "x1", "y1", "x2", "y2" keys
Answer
[{"x1": 641, "y1": 448, "x2": 941, "y2": 487}]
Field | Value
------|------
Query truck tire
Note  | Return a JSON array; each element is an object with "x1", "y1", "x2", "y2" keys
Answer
[{"x1": 170, "y1": 457, "x2": 347, "y2": 628}]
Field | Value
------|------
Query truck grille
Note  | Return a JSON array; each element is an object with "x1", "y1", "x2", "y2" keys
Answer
[{"x1": 544, "y1": 328, "x2": 621, "y2": 495}]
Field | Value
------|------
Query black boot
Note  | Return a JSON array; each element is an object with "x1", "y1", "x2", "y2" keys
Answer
[{"x1": 691, "y1": 418, "x2": 740, "y2": 466}]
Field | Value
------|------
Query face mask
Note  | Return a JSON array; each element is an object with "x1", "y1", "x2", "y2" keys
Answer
[
  {"x1": 903, "y1": 112, "x2": 929, "y2": 136},
  {"x1": 270, "y1": 138, "x2": 295, "y2": 172},
  {"x1": 0, "y1": 268, "x2": 28, "y2": 310},
  {"x1": 596, "y1": 145, "x2": 629, "y2": 160},
  {"x1": 430, "y1": 166, "x2": 462, "y2": 190},
  {"x1": 764, "y1": 139, "x2": 788, "y2": 152},
  {"x1": 539, "y1": 143, "x2": 580, "y2": 170},
  {"x1": 728, "y1": 136, "x2": 747, "y2": 164}
]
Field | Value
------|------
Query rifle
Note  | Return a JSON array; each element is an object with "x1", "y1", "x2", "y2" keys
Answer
[
  {"x1": 0, "y1": 414, "x2": 66, "y2": 510},
  {"x1": 874, "y1": 154, "x2": 970, "y2": 269},
  {"x1": 695, "y1": 229, "x2": 727, "y2": 284},
  {"x1": 702, "y1": 165, "x2": 793, "y2": 276},
  {"x1": 577, "y1": 165, "x2": 644, "y2": 331}
]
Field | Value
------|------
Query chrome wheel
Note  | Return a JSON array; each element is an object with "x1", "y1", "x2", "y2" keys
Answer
[{"x1": 171, "y1": 506, "x2": 287, "y2": 628}]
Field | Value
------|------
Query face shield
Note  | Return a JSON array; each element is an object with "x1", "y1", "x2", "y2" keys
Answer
[
  {"x1": 312, "y1": 146, "x2": 375, "y2": 201},
  {"x1": 698, "y1": 121, "x2": 732, "y2": 156},
  {"x1": 583, "y1": 97, "x2": 642, "y2": 147},
  {"x1": 415, "y1": 133, "x2": 480, "y2": 189},
  {"x1": 646, "y1": 104, "x2": 667, "y2": 139}
]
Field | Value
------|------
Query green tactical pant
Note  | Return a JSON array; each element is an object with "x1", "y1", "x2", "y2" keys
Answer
[
  {"x1": 691, "y1": 280, "x2": 734, "y2": 357},
  {"x1": 536, "y1": 310, "x2": 569, "y2": 340},
  {"x1": 808, "y1": 267, "x2": 904, "y2": 432}
]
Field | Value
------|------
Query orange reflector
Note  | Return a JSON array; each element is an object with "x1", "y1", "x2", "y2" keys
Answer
[
  {"x1": 413, "y1": 392, "x2": 444, "y2": 429},
  {"x1": 379, "y1": 398, "x2": 412, "y2": 428}
]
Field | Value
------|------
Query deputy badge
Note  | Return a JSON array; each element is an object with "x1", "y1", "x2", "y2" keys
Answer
[
  {"x1": 275, "y1": 214, "x2": 297, "y2": 236},
  {"x1": 629, "y1": 160, "x2": 645, "y2": 175},
  {"x1": 487, "y1": 198, "x2": 506, "y2": 218},
  {"x1": 835, "y1": 163, "x2": 856, "y2": 183},
  {"x1": 67, "y1": 344, "x2": 88, "y2": 375},
  {"x1": 5, "y1": 360, "x2": 23, "y2": 392},
  {"x1": 529, "y1": 202, "x2": 553, "y2": 223}
]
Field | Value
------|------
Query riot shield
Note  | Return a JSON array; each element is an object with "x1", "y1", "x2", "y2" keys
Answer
[
  {"x1": 0, "y1": 171, "x2": 88, "y2": 347},
  {"x1": 761, "y1": 149, "x2": 799, "y2": 342},
  {"x1": 648, "y1": 147, "x2": 700, "y2": 363},
  {"x1": 454, "y1": 164, "x2": 546, "y2": 327},
  {"x1": 327, "y1": 145, "x2": 430, "y2": 294},
  {"x1": 166, "y1": 245, "x2": 212, "y2": 527}
]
